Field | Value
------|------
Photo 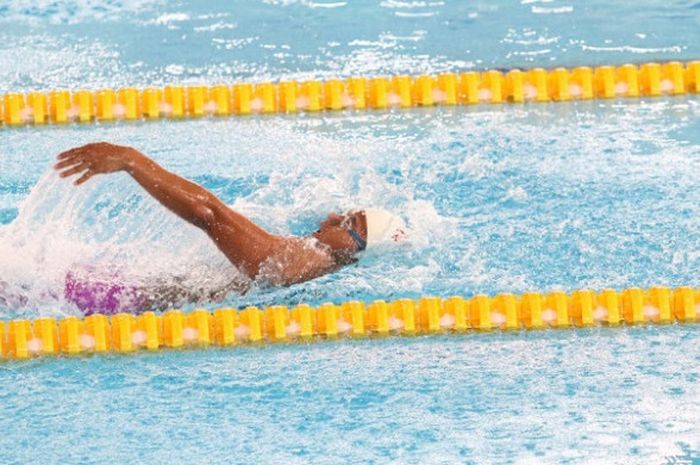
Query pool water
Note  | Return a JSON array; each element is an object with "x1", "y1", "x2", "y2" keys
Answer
[
  {"x1": 1, "y1": 0, "x2": 699, "y2": 91},
  {"x1": 1, "y1": 328, "x2": 699, "y2": 465},
  {"x1": 2, "y1": 1, "x2": 700, "y2": 464}
]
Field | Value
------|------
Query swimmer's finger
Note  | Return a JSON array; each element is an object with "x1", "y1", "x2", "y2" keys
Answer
[
  {"x1": 54, "y1": 157, "x2": 84, "y2": 170},
  {"x1": 58, "y1": 163, "x2": 89, "y2": 179},
  {"x1": 55, "y1": 153, "x2": 85, "y2": 167},
  {"x1": 57, "y1": 146, "x2": 87, "y2": 160},
  {"x1": 74, "y1": 170, "x2": 96, "y2": 186},
  {"x1": 56, "y1": 149, "x2": 76, "y2": 160}
]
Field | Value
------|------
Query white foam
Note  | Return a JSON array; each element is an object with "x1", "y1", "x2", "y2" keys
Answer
[
  {"x1": 0, "y1": 170, "x2": 242, "y2": 316},
  {"x1": 3, "y1": 0, "x2": 163, "y2": 25},
  {"x1": 531, "y1": 5, "x2": 573, "y2": 14},
  {"x1": 0, "y1": 116, "x2": 489, "y2": 316}
]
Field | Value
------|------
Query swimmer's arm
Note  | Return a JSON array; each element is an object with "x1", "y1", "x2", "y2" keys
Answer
[
  {"x1": 122, "y1": 149, "x2": 245, "y2": 230},
  {"x1": 55, "y1": 143, "x2": 258, "y2": 231},
  {"x1": 127, "y1": 151, "x2": 343, "y2": 283},
  {"x1": 121, "y1": 148, "x2": 284, "y2": 276},
  {"x1": 56, "y1": 143, "x2": 280, "y2": 276}
]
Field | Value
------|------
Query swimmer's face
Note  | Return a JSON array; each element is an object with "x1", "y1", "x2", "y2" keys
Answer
[{"x1": 313, "y1": 211, "x2": 367, "y2": 256}]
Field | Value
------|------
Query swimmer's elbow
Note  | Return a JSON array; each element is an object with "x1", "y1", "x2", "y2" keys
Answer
[
  {"x1": 194, "y1": 204, "x2": 217, "y2": 230},
  {"x1": 197, "y1": 196, "x2": 233, "y2": 232}
]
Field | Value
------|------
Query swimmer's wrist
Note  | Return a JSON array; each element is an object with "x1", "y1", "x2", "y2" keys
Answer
[{"x1": 123, "y1": 148, "x2": 146, "y2": 174}]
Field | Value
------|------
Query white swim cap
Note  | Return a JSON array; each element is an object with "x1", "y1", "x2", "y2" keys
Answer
[{"x1": 364, "y1": 208, "x2": 407, "y2": 248}]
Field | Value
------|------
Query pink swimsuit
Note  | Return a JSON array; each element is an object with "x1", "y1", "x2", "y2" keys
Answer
[{"x1": 64, "y1": 269, "x2": 145, "y2": 315}]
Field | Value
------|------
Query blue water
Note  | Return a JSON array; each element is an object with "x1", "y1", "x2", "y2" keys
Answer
[
  {"x1": 2, "y1": 1, "x2": 700, "y2": 464},
  {"x1": 2, "y1": 328, "x2": 700, "y2": 464},
  {"x1": 0, "y1": 0, "x2": 698, "y2": 92}
]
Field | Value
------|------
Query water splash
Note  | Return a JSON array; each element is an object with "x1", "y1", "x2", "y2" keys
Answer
[
  {"x1": 0, "y1": 118, "x2": 461, "y2": 317},
  {"x1": 3, "y1": 101, "x2": 698, "y2": 318},
  {"x1": 0, "y1": 170, "x2": 240, "y2": 317}
]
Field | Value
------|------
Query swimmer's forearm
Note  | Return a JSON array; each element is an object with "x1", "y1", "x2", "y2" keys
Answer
[
  {"x1": 123, "y1": 150, "x2": 274, "y2": 242},
  {"x1": 123, "y1": 148, "x2": 282, "y2": 276},
  {"x1": 56, "y1": 142, "x2": 280, "y2": 276},
  {"x1": 124, "y1": 149, "x2": 220, "y2": 228},
  {"x1": 123, "y1": 150, "x2": 226, "y2": 229}
]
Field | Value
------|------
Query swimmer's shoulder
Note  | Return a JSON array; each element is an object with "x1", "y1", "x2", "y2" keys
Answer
[{"x1": 258, "y1": 236, "x2": 335, "y2": 286}]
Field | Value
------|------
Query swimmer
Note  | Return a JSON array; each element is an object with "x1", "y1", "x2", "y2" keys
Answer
[{"x1": 54, "y1": 142, "x2": 406, "y2": 294}]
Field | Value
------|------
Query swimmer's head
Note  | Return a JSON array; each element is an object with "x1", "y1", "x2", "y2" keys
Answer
[
  {"x1": 313, "y1": 210, "x2": 366, "y2": 262},
  {"x1": 363, "y1": 208, "x2": 407, "y2": 247},
  {"x1": 312, "y1": 208, "x2": 406, "y2": 262}
]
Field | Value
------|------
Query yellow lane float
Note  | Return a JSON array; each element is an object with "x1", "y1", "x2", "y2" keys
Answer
[
  {"x1": 1, "y1": 286, "x2": 698, "y2": 361},
  {"x1": 1, "y1": 61, "x2": 699, "y2": 128}
]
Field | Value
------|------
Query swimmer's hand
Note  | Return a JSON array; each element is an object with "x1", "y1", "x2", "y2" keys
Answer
[
  {"x1": 52, "y1": 142, "x2": 337, "y2": 284},
  {"x1": 54, "y1": 142, "x2": 137, "y2": 185}
]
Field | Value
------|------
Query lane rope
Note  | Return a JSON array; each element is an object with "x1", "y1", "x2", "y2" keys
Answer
[
  {"x1": 1, "y1": 61, "x2": 699, "y2": 128},
  {"x1": 1, "y1": 286, "x2": 698, "y2": 360}
]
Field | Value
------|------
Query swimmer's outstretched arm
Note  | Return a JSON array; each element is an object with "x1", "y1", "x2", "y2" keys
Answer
[{"x1": 54, "y1": 142, "x2": 283, "y2": 277}]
